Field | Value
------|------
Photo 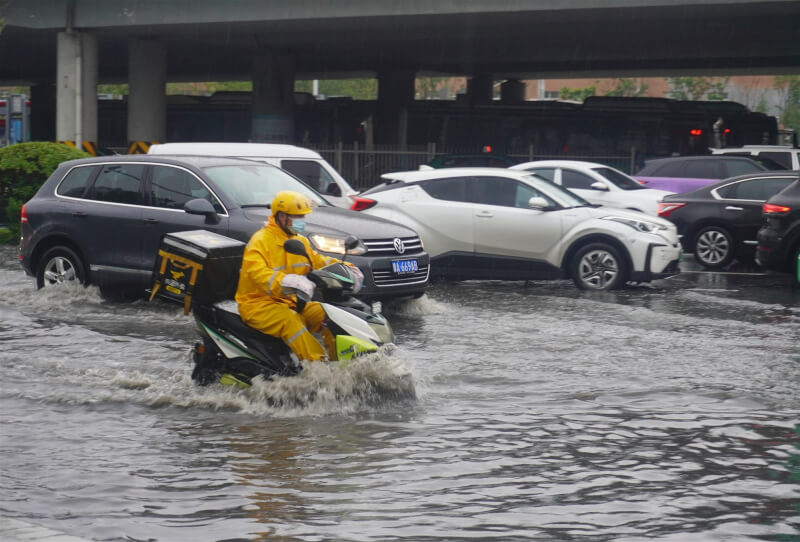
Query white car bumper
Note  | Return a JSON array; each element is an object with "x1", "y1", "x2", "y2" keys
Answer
[{"x1": 629, "y1": 238, "x2": 682, "y2": 281}]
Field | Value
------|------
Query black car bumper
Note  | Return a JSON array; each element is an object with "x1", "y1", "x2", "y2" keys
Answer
[{"x1": 755, "y1": 226, "x2": 790, "y2": 271}]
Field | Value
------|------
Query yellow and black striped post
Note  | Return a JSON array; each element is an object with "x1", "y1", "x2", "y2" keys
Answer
[
  {"x1": 57, "y1": 141, "x2": 99, "y2": 156},
  {"x1": 127, "y1": 141, "x2": 158, "y2": 154}
]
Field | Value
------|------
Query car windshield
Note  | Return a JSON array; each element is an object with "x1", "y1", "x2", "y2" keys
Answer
[
  {"x1": 592, "y1": 167, "x2": 645, "y2": 190},
  {"x1": 520, "y1": 173, "x2": 591, "y2": 208},
  {"x1": 202, "y1": 164, "x2": 328, "y2": 207}
]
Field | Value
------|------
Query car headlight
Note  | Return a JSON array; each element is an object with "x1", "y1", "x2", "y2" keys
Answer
[
  {"x1": 308, "y1": 234, "x2": 367, "y2": 255},
  {"x1": 602, "y1": 216, "x2": 668, "y2": 234}
]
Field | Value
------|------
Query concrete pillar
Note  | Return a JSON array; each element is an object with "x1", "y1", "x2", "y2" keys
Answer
[
  {"x1": 128, "y1": 39, "x2": 166, "y2": 151},
  {"x1": 500, "y1": 79, "x2": 526, "y2": 104},
  {"x1": 56, "y1": 31, "x2": 98, "y2": 150},
  {"x1": 251, "y1": 51, "x2": 295, "y2": 143},
  {"x1": 467, "y1": 74, "x2": 494, "y2": 105},
  {"x1": 30, "y1": 83, "x2": 56, "y2": 142},
  {"x1": 376, "y1": 69, "x2": 415, "y2": 145}
]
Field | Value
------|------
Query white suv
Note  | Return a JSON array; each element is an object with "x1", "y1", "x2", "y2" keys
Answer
[
  {"x1": 148, "y1": 142, "x2": 358, "y2": 208},
  {"x1": 711, "y1": 146, "x2": 800, "y2": 171},
  {"x1": 349, "y1": 168, "x2": 681, "y2": 290},
  {"x1": 510, "y1": 159, "x2": 673, "y2": 217}
]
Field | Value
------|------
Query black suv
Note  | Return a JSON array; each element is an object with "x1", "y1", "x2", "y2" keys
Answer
[
  {"x1": 756, "y1": 178, "x2": 800, "y2": 280},
  {"x1": 19, "y1": 155, "x2": 429, "y2": 300},
  {"x1": 636, "y1": 155, "x2": 769, "y2": 179}
]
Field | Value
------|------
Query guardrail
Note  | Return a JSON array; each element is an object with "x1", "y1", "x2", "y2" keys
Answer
[{"x1": 308, "y1": 142, "x2": 637, "y2": 190}]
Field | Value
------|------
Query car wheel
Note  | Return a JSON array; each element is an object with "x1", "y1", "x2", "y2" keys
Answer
[
  {"x1": 571, "y1": 243, "x2": 628, "y2": 290},
  {"x1": 694, "y1": 226, "x2": 734, "y2": 268},
  {"x1": 36, "y1": 246, "x2": 86, "y2": 289}
]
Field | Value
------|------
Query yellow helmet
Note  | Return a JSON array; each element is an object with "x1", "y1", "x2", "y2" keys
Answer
[{"x1": 271, "y1": 191, "x2": 313, "y2": 216}]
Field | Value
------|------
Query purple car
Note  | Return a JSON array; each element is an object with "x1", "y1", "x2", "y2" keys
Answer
[{"x1": 634, "y1": 155, "x2": 769, "y2": 193}]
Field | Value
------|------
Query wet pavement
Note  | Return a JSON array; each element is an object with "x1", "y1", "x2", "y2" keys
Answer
[{"x1": 0, "y1": 245, "x2": 797, "y2": 542}]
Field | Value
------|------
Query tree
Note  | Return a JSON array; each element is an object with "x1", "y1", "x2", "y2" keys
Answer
[
  {"x1": 706, "y1": 78, "x2": 730, "y2": 101},
  {"x1": 559, "y1": 86, "x2": 596, "y2": 102},
  {"x1": 97, "y1": 83, "x2": 128, "y2": 98},
  {"x1": 416, "y1": 77, "x2": 450, "y2": 100},
  {"x1": 0, "y1": 142, "x2": 90, "y2": 243},
  {"x1": 774, "y1": 75, "x2": 800, "y2": 135},
  {"x1": 753, "y1": 95, "x2": 770, "y2": 115},
  {"x1": 604, "y1": 78, "x2": 648, "y2": 97},
  {"x1": 296, "y1": 79, "x2": 377, "y2": 100},
  {"x1": 667, "y1": 77, "x2": 729, "y2": 101}
]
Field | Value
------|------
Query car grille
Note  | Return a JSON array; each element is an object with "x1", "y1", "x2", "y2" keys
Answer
[
  {"x1": 372, "y1": 263, "x2": 430, "y2": 287},
  {"x1": 363, "y1": 236, "x2": 424, "y2": 256}
]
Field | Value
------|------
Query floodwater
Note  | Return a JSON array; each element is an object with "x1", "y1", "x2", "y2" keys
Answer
[{"x1": 0, "y1": 244, "x2": 798, "y2": 542}]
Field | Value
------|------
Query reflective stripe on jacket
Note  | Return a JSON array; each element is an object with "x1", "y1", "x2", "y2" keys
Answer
[{"x1": 235, "y1": 214, "x2": 338, "y2": 309}]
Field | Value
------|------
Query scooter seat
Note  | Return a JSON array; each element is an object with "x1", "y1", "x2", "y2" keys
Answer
[{"x1": 208, "y1": 305, "x2": 283, "y2": 346}]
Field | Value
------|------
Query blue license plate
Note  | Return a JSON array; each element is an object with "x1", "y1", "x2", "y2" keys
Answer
[{"x1": 392, "y1": 259, "x2": 418, "y2": 275}]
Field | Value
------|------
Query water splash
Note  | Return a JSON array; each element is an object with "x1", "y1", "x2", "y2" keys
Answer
[
  {"x1": 387, "y1": 294, "x2": 447, "y2": 316},
  {"x1": 241, "y1": 350, "x2": 416, "y2": 415},
  {"x1": 42, "y1": 346, "x2": 417, "y2": 417}
]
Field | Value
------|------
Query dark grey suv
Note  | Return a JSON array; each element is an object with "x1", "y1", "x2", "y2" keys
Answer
[{"x1": 19, "y1": 155, "x2": 429, "y2": 300}]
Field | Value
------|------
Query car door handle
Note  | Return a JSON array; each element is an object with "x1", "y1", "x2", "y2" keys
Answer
[
  {"x1": 143, "y1": 217, "x2": 160, "y2": 224},
  {"x1": 476, "y1": 210, "x2": 494, "y2": 218},
  {"x1": 724, "y1": 206, "x2": 744, "y2": 211},
  {"x1": 72, "y1": 211, "x2": 88, "y2": 218}
]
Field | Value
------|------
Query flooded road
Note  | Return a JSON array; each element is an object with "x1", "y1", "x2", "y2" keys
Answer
[{"x1": 0, "y1": 244, "x2": 798, "y2": 542}]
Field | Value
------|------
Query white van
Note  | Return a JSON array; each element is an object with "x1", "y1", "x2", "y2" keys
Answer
[{"x1": 148, "y1": 142, "x2": 358, "y2": 208}]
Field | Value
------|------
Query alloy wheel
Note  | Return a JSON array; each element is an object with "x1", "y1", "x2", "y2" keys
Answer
[
  {"x1": 42, "y1": 255, "x2": 78, "y2": 285},
  {"x1": 695, "y1": 229, "x2": 730, "y2": 266},
  {"x1": 577, "y1": 249, "x2": 619, "y2": 289}
]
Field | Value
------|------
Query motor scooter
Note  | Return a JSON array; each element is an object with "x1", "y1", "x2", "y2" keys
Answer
[{"x1": 190, "y1": 238, "x2": 393, "y2": 388}]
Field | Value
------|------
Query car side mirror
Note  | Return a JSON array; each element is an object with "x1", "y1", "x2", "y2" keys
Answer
[
  {"x1": 590, "y1": 181, "x2": 609, "y2": 191},
  {"x1": 184, "y1": 198, "x2": 220, "y2": 223},
  {"x1": 326, "y1": 183, "x2": 342, "y2": 197},
  {"x1": 527, "y1": 196, "x2": 550, "y2": 210}
]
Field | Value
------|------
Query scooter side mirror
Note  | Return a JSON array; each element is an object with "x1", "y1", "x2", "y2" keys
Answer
[
  {"x1": 344, "y1": 236, "x2": 359, "y2": 251},
  {"x1": 284, "y1": 239, "x2": 309, "y2": 257}
]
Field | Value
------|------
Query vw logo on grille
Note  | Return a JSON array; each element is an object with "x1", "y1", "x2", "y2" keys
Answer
[{"x1": 393, "y1": 238, "x2": 405, "y2": 254}]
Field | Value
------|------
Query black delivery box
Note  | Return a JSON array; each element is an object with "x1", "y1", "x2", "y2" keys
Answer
[{"x1": 150, "y1": 230, "x2": 245, "y2": 314}]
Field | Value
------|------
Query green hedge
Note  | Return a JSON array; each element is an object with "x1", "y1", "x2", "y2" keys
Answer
[{"x1": 0, "y1": 142, "x2": 90, "y2": 243}]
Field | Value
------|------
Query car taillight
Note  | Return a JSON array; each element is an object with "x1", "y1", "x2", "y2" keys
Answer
[
  {"x1": 20, "y1": 203, "x2": 27, "y2": 223},
  {"x1": 763, "y1": 203, "x2": 791, "y2": 215},
  {"x1": 657, "y1": 202, "x2": 686, "y2": 218},
  {"x1": 349, "y1": 196, "x2": 377, "y2": 211}
]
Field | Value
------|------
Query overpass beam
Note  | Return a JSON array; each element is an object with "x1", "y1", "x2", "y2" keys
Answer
[
  {"x1": 376, "y1": 69, "x2": 415, "y2": 145},
  {"x1": 251, "y1": 51, "x2": 296, "y2": 143},
  {"x1": 56, "y1": 31, "x2": 98, "y2": 151},
  {"x1": 128, "y1": 39, "x2": 166, "y2": 151}
]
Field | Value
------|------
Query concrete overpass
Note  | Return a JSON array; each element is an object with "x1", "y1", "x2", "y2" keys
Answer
[{"x1": 1, "y1": 0, "x2": 798, "y2": 149}]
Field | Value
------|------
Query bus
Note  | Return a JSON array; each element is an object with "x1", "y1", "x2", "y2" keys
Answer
[{"x1": 95, "y1": 93, "x2": 779, "y2": 163}]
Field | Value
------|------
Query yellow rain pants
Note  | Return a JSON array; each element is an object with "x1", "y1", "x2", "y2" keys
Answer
[{"x1": 235, "y1": 215, "x2": 340, "y2": 362}]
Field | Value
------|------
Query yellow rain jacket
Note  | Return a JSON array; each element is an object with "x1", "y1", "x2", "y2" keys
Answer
[{"x1": 235, "y1": 215, "x2": 340, "y2": 361}]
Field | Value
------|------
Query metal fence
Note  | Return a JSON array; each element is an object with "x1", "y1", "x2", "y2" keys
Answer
[{"x1": 308, "y1": 142, "x2": 638, "y2": 191}]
